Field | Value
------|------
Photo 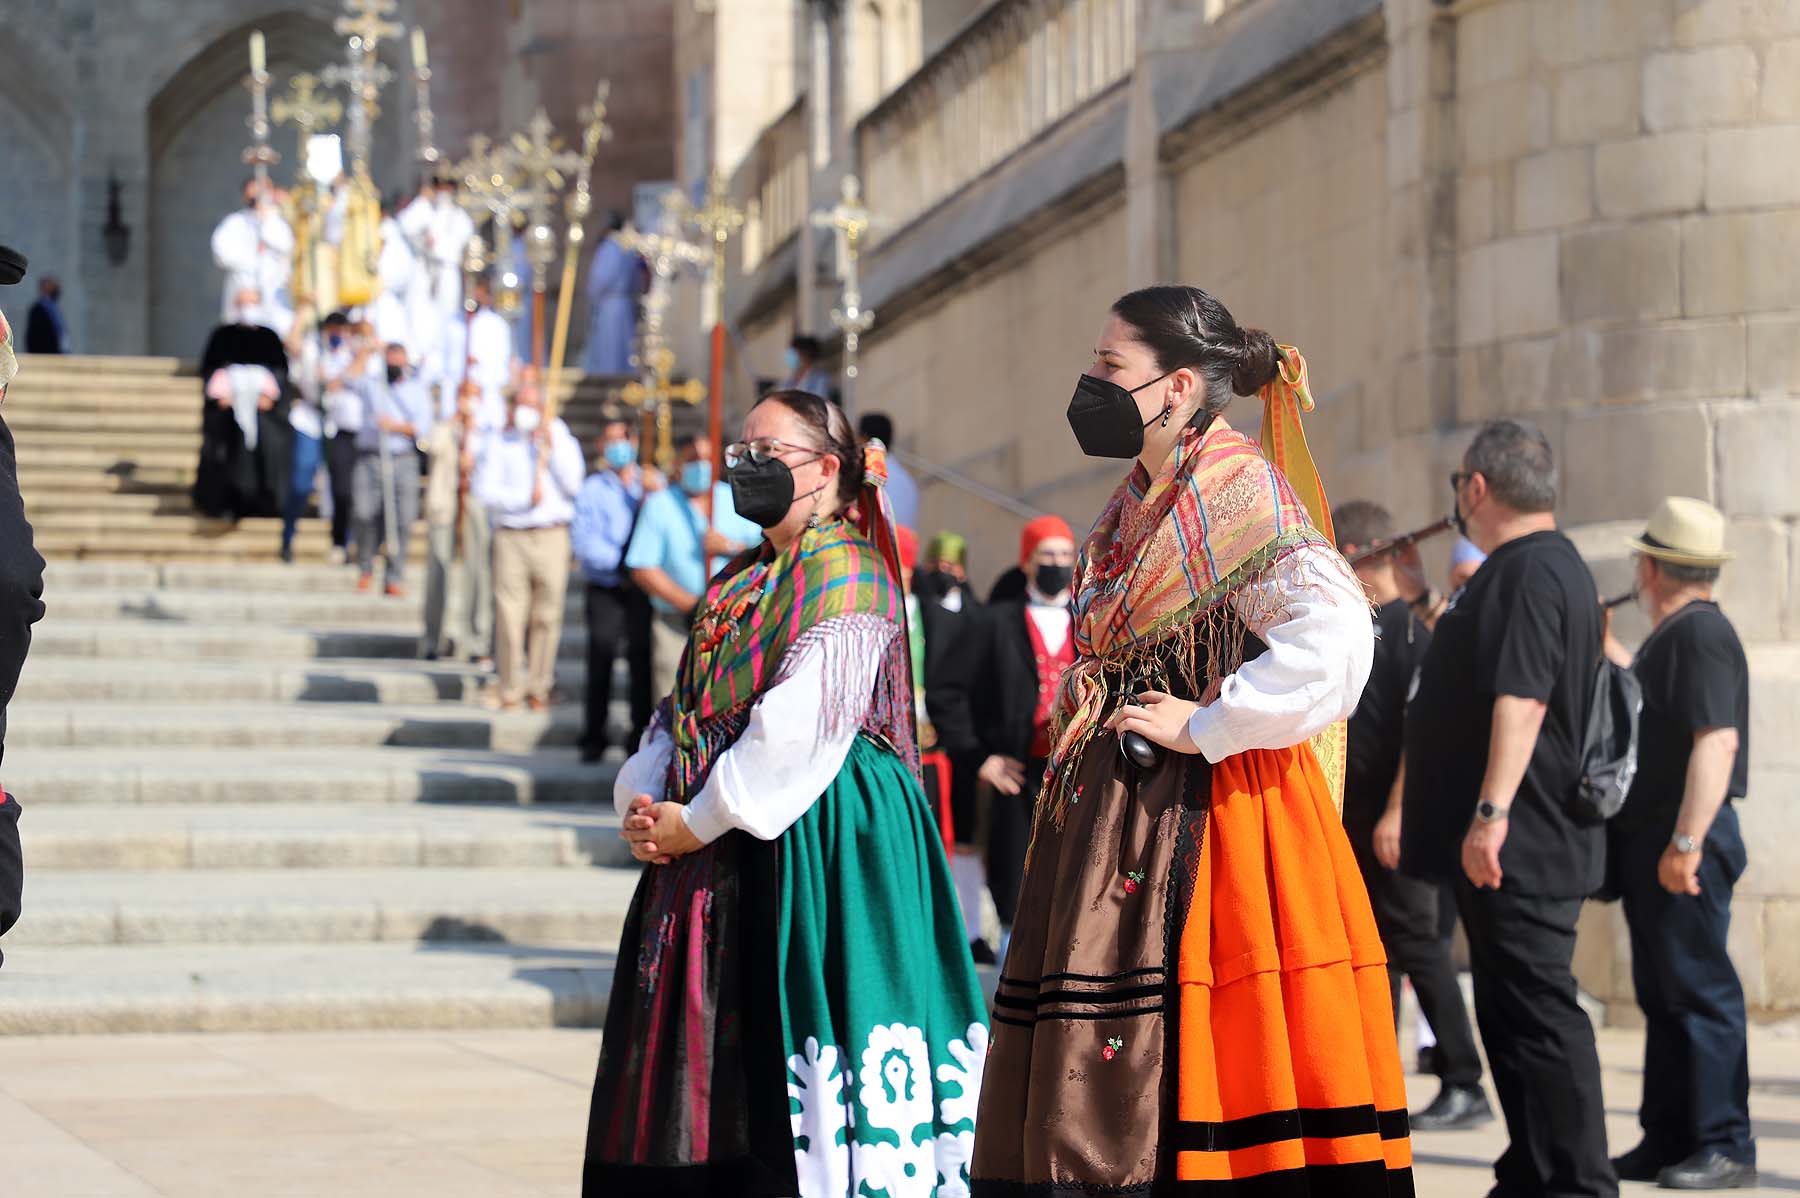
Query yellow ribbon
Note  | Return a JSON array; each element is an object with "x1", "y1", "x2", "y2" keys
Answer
[{"x1": 1256, "y1": 345, "x2": 1346, "y2": 812}]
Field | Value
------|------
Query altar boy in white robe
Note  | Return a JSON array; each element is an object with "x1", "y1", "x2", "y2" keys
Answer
[{"x1": 397, "y1": 177, "x2": 474, "y2": 372}]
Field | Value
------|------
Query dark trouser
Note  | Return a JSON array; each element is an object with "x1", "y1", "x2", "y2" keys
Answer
[
  {"x1": 281, "y1": 430, "x2": 323, "y2": 551},
  {"x1": 1457, "y1": 880, "x2": 1617, "y2": 1198},
  {"x1": 583, "y1": 580, "x2": 653, "y2": 755},
  {"x1": 986, "y1": 755, "x2": 1044, "y2": 929},
  {"x1": 326, "y1": 431, "x2": 358, "y2": 551},
  {"x1": 1354, "y1": 841, "x2": 1483, "y2": 1087},
  {"x1": 1617, "y1": 803, "x2": 1753, "y2": 1164}
]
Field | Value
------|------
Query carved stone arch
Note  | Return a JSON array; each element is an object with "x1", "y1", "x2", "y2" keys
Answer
[{"x1": 0, "y1": 24, "x2": 79, "y2": 304}]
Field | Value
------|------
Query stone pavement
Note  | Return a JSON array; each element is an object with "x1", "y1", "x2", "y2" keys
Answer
[{"x1": 3, "y1": 1024, "x2": 1799, "y2": 1196}]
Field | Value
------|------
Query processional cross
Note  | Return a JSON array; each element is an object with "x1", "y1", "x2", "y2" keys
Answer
[
  {"x1": 616, "y1": 193, "x2": 709, "y2": 364},
  {"x1": 320, "y1": 0, "x2": 401, "y2": 173},
  {"x1": 545, "y1": 82, "x2": 615, "y2": 412},
  {"x1": 271, "y1": 73, "x2": 343, "y2": 158},
  {"x1": 811, "y1": 175, "x2": 880, "y2": 405},
  {"x1": 621, "y1": 345, "x2": 707, "y2": 471}
]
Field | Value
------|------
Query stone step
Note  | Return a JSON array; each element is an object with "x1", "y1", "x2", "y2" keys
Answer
[
  {"x1": 42, "y1": 560, "x2": 393, "y2": 592},
  {"x1": 0, "y1": 942, "x2": 613, "y2": 1034},
  {"x1": 17, "y1": 428, "x2": 203, "y2": 452},
  {"x1": 12, "y1": 353, "x2": 189, "y2": 376},
  {"x1": 8, "y1": 866, "x2": 640, "y2": 949},
  {"x1": 32, "y1": 618, "x2": 581, "y2": 662},
  {"x1": 19, "y1": 802, "x2": 633, "y2": 871},
  {"x1": 24, "y1": 490, "x2": 178, "y2": 516},
  {"x1": 14, "y1": 655, "x2": 604, "y2": 705},
  {"x1": 3, "y1": 746, "x2": 619, "y2": 807},
  {"x1": 22, "y1": 445, "x2": 196, "y2": 469},
  {"x1": 7, "y1": 407, "x2": 203, "y2": 433},
  {"x1": 40, "y1": 582, "x2": 585, "y2": 629},
  {"x1": 33, "y1": 530, "x2": 428, "y2": 564},
  {"x1": 7, "y1": 699, "x2": 585, "y2": 753}
]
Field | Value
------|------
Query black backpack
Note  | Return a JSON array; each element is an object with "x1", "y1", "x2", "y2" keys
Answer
[{"x1": 1572, "y1": 656, "x2": 1643, "y2": 823}]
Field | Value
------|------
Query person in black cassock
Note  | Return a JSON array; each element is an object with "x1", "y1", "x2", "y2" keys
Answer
[
  {"x1": 0, "y1": 243, "x2": 50, "y2": 967},
  {"x1": 192, "y1": 286, "x2": 293, "y2": 520}
]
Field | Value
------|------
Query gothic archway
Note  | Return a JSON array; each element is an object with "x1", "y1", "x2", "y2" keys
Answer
[
  {"x1": 0, "y1": 27, "x2": 77, "y2": 337},
  {"x1": 147, "y1": 9, "x2": 410, "y2": 356}
]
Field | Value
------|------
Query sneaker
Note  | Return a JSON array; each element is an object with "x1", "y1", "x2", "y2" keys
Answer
[
  {"x1": 1614, "y1": 1141, "x2": 1684, "y2": 1183},
  {"x1": 1658, "y1": 1150, "x2": 1757, "y2": 1190},
  {"x1": 1409, "y1": 1083, "x2": 1494, "y2": 1132},
  {"x1": 356, "y1": 573, "x2": 373, "y2": 593},
  {"x1": 526, "y1": 695, "x2": 550, "y2": 713},
  {"x1": 384, "y1": 583, "x2": 405, "y2": 598},
  {"x1": 969, "y1": 939, "x2": 998, "y2": 965}
]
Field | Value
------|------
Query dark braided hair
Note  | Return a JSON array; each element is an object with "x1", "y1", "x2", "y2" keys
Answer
[
  {"x1": 1110, "y1": 285, "x2": 1280, "y2": 423},
  {"x1": 756, "y1": 388, "x2": 865, "y2": 506}
]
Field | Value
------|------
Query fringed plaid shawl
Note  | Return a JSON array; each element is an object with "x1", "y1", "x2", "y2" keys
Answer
[
  {"x1": 1041, "y1": 347, "x2": 1351, "y2": 827},
  {"x1": 662, "y1": 515, "x2": 918, "y2": 806}
]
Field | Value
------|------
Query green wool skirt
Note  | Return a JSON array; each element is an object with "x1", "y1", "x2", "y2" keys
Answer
[{"x1": 586, "y1": 735, "x2": 989, "y2": 1198}]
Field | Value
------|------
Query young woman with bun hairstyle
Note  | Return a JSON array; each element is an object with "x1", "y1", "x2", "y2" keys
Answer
[{"x1": 972, "y1": 286, "x2": 1414, "y2": 1195}]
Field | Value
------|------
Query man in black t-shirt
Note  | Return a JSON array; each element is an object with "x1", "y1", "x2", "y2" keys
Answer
[
  {"x1": 1602, "y1": 497, "x2": 1755, "y2": 1191},
  {"x1": 1402, "y1": 420, "x2": 1614, "y2": 1198},
  {"x1": 1333, "y1": 500, "x2": 1489, "y2": 1132}
]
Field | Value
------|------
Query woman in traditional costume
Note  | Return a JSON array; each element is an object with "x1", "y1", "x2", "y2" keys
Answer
[
  {"x1": 585, "y1": 390, "x2": 989, "y2": 1198},
  {"x1": 972, "y1": 286, "x2": 1414, "y2": 1195}
]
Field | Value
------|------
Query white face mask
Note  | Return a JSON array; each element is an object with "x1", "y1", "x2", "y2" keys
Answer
[{"x1": 513, "y1": 406, "x2": 541, "y2": 434}]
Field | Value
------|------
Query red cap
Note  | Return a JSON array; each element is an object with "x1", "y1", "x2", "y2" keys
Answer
[
  {"x1": 1020, "y1": 515, "x2": 1074, "y2": 565},
  {"x1": 896, "y1": 525, "x2": 919, "y2": 572}
]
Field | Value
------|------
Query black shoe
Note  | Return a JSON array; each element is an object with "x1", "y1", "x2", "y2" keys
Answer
[
  {"x1": 1409, "y1": 1083, "x2": 1494, "y2": 1132},
  {"x1": 279, "y1": 543, "x2": 294, "y2": 564},
  {"x1": 1416, "y1": 1044, "x2": 1441, "y2": 1076},
  {"x1": 1659, "y1": 1150, "x2": 1757, "y2": 1190},
  {"x1": 1614, "y1": 1141, "x2": 1684, "y2": 1183},
  {"x1": 579, "y1": 746, "x2": 605, "y2": 765},
  {"x1": 969, "y1": 939, "x2": 998, "y2": 965}
]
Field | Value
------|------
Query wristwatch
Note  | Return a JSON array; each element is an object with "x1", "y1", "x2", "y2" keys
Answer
[
  {"x1": 1475, "y1": 799, "x2": 1509, "y2": 824},
  {"x1": 1671, "y1": 832, "x2": 1700, "y2": 854}
]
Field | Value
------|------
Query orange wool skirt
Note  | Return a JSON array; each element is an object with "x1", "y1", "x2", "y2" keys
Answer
[{"x1": 972, "y1": 740, "x2": 1414, "y2": 1196}]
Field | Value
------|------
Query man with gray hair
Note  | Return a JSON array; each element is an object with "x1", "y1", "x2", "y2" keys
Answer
[{"x1": 1402, "y1": 420, "x2": 1613, "y2": 1197}]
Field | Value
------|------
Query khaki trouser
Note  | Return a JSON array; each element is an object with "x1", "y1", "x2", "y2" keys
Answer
[
  {"x1": 492, "y1": 524, "x2": 571, "y2": 705},
  {"x1": 648, "y1": 608, "x2": 692, "y2": 706}
]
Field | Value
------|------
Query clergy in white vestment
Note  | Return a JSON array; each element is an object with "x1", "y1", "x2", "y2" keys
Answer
[
  {"x1": 212, "y1": 177, "x2": 297, "y2": 335},
  {"x1": 397, "y1": 178, "x2": 475, "y2": 371},
  {"x1": 426, "y1": 274, "x2": 514, "y2": 431},
  {"x1": 374, "y1": 198, "x2": 419, "y2": 360},
  {"x1": 581, "y1": 213, "x2": 643, "y2": 376}
]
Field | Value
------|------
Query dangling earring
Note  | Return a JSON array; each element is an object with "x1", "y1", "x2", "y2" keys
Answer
[{"x1": 1160, "y1": 404, "x2": 1172, "y2": 428}]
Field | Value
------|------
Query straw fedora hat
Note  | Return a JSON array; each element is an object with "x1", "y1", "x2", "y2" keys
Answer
[{"x1": 1626, "y1": 496, "x2": 1734, "y2": 568}]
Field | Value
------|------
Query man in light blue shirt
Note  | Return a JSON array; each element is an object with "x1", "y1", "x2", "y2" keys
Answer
[
  {"x1": 625, "y1": 434, "x2": 762, "y2": 701},
  {"x1": 472, "y1": 368, "x2": 586, "y2": 710},
  {"x1": 351, "y1": 342, "x2": 433, "y2": 595},
  {"x1": 571, "y1": 417, "x2": 663, "y2": 761}
]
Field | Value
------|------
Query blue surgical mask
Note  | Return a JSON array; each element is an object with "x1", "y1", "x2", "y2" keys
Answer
[
  {"x1": 603, "y1": 441, "x2": 636, "y2": 470},
  {"x1": 784, "y1": 348, "x2": 800, "y2": 373},
  {"x1": 680, "y1": 460, "x2": 712, "y2": 495}
]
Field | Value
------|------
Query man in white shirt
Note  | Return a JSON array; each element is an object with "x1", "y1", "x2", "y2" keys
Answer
[
  {"x1": 351, "y1": 342, "x2": 433, "y2": 595},
  {"x1": 427, "y1": 274, "x2": 513, "y2": 429},
  {"x1": 472, "y1": 367, "x2": 586, "y2": 711},
  {"x1": 397, "y1": 177, "x2": 475, "y2": 373},
  {"x1": 211, "y1": 177, "x2": 296, "y2": 335},
  {"x1": 928, "y1": 515, "x2": 1077, "y2": 963}
]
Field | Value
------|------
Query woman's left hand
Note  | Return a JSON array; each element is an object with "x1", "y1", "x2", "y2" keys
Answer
[
  {"x1": 1107, "y1": 690, "x2": 1201, "y2": 754},
  {"x1": 621, "y1": 795, "x2": 703, "y2": 864}
]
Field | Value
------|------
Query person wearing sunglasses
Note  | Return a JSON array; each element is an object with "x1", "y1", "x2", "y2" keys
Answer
[{"x1": 586, "y1": 390, "x2": 986, "y2": 1196}]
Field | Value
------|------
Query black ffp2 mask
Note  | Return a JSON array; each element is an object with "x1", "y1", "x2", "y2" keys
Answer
[
  {"x1": 728, "y1": 456, "x2": 795, "y2": 529},
  {"x1": 1065, "y1": 370, "x2": 1174, "y2": 459},
  {"x1": 1033, "y1": 563, "x2": 1073, "y2": 597}
]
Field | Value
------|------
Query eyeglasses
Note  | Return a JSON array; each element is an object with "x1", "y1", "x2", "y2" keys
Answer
[{"x1": 724, "y1": 438, "x2": 824, "y2": 468}]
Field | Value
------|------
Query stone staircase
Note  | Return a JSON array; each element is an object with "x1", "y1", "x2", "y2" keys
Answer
[
  {"x1": 3, "y1": 354, "x2": 630, "y2": 563},
  {"x1": 0, "y1": 560, "x2": 632, "y2": 1035}
]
